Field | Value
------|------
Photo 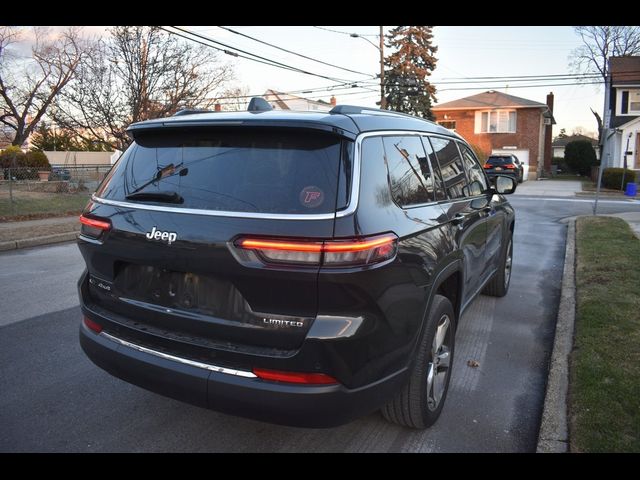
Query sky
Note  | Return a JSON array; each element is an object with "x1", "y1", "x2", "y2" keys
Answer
[
  {"x1": 187, "y1": 26, "x2": 605, "y2": 137},
  {"x1": 45, "y1": 26, "x2": 605, "y2": 138}
]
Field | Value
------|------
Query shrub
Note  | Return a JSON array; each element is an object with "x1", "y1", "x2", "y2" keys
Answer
[
  {"x1": 24, "y1": 150, "x2": 51, "y2": 170},
  {"x1": 565, "y1": 140, "x2": 597, "y2": 176},
  {"x1": 552, "y1": 156, "x2": 568, "y2": 173},
  {"x1": 0, "y1": 146, "x2": 26, "y2": 169},
  {"x1": 601, "y1": 168, "x2": 637, "y2": 190},
  {"x1": 470, "y1": 143, "x2": 488, "y2": 163}
]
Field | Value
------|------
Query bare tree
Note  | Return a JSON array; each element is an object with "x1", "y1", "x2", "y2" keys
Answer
[
  {"x1": 219, "y1": 86, "x2": 250, "y2": 111},
  {"x1": 55, "y1": 26, "x2": 234, "y2": 151},
  {"x1": 570, "y1": 26, "x2": 640, "y2": 80},
  {"x1": 0, "y1": 27, "x2": 89, "y2": 147}
]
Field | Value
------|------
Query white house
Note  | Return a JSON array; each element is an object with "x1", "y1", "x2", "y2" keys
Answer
[
  {"x1": 601, "y1": 56, "x2": 640, "y2": 170},
  {"x1": 262, "y1": 90, "x2": 336, "y2": 112}
]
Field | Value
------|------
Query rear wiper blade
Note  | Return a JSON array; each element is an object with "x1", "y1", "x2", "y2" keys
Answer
[{"x1": 125, "y1": 191, "x2": 184, "y2": 204}]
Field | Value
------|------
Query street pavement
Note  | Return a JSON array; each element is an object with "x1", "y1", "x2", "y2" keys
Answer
[{"x1": 1, "y1": 195, "x2": 639, "y2": 452}]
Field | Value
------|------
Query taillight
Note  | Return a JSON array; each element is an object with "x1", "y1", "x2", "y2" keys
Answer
[
  {"x1": 504, "y1": 164, "x2": 516, "y2": 169},
  {"x1": 83, "y1": 316, "x2": 103, "y2": 334},
  {"x1": 233, "y1": 233, "x2": 397, "y2": 268},
  {"x1": 483, "y1": 164, "x2": 492, "y2": 169},
  {"x1": 79, "y1": 213, "x2": 111, "y2": 238},
  {"x1": 253, "y1": 367, "x2": 338, "y2": 385}
]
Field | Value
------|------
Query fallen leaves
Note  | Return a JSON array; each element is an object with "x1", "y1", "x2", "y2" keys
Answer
[{"x1": 467, "y1": 360, "x2": 480, "y2": 368}]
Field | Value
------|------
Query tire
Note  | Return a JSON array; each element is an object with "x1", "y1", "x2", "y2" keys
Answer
[
  {"x1": 483, "y1": 234, "x2": 513, "y2": 297},
  {"x1": 381, "y1": 294, "x2": 456, "y2": 429},
  {"x1": 518, "y1": 171, "x2": 523, "y2": 183}
]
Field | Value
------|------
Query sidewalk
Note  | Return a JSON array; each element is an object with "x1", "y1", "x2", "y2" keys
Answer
[
  {"x1": 513, "y1": 180, "x2": 582, "y2": 197},
  {"x1": 0, "y1": 215, "x2": 80, "y2": 251},
  {"x1": 515, "y1": 178, "x2": 637, "y2": 200}
]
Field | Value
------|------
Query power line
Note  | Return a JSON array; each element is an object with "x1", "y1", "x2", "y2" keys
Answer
[
  {"x1": 437, "y1": 80, "x2": 603, "y2": 92},
  {"x1": 313, "y1": 26, "x2": 379, "y2": 37},
  {"x1": 357, "y1": 73, "x2": 602, "y2": 87},
  {"x1": 158, "y1": 27, "x2": 312, "y2": 76},
  {"x1": 216, "y1": 26, "x2": 374, "y2": 78},
  {"x1": 166, "y1": 26, "x2": 356, "y2": 84}
]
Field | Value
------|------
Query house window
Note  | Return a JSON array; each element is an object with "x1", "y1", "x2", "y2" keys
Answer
[
  {"x1": 621, "y1": 90, "x2": 640, "y2": 114},
  {"x1": 478, "y1": 110, "x2": 516, "y2": 133},
  {"x1": 437, "y1": 120, "x2": 456, "y2": 130}
]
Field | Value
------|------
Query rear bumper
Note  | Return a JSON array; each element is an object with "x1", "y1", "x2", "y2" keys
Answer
[
  {"x1": 80, "y1": 322, "x2": 408, "y2": 428},
  {"x1": 486, "y1": 171, "x2": 519, "y2": 179}
]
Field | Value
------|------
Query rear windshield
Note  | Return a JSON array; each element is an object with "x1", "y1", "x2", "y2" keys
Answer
[
  {"x1": 486, "y1": 156, "x2": 513, "y2": 165},
  {"x1": 96, "y1": 128, "x2": 351, "y2": 215}
]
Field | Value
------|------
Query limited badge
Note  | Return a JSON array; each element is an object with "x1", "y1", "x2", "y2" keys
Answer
[{"x1": 299, "y1": 186, "x2": 324, "y2": 208}]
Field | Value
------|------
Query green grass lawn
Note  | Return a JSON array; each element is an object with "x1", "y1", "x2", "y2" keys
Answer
[
  {"x1": 0, "y1": 193, "x2": 90, "y2": 220},
  {"x1": 571, "y1": 216, "x2": 640, "y2": 452}
]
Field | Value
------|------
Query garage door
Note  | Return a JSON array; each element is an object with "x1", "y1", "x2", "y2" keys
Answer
[{"x1": 491, "y1": 149, "x2": 530, "y2": 181}]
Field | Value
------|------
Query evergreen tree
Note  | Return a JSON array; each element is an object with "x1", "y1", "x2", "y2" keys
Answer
[{"x1": 383, "y1": 26, "x2": 438, "y2": 119}]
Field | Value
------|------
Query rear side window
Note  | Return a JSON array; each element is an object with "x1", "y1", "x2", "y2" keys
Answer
[
  {"x1": 96, "y1": 128, "x2": 349, "y2": 215},
  {"x1": 429, "y1": 137, "x2": 467, "y2": 199},
  {"x1": 381, "y1": 135, "x2": 432, "y2": 207},
  {"x1": 458, "y1": 142, "x2": 488, "y2": 196}
]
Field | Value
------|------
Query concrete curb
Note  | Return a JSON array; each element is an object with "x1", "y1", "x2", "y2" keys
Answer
[
  {"x1": 536, "y1": 218, "x2": 576, "y2": 453},
  {"x1": 0, "y1": 231, "x2": 78, "y2": 252}
]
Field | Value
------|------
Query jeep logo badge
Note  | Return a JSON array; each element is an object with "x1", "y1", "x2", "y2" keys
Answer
[{"x1": 145, "y1": 226, "x2": 177, "y2": 245}]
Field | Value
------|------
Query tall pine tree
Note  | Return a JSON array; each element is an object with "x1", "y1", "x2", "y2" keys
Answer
[{"x1": 383, "y1": 26, "x2": 438, "y2": 119}]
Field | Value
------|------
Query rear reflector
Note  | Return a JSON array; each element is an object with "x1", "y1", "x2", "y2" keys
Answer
[
  {"x1": 253, "y1": 368, "x2": 338, "y2": 385},
  {"x1": 235, "y1": 233, "x2": 397, "y2": 267},
  {"x1": 83, "y1": 316, "x2": 103, "y2": 334},
  {"x1": 80, "y1": 214, "x2": 111, "y2": 239}
]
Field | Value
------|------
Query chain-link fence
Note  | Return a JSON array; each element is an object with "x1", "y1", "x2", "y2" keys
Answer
[{"x1": 0, "y1": 165, "x2": 112, "y2": 219}]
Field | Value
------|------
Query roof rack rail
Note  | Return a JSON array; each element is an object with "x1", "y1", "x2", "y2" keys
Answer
[
  {"x1": 248, "y1": 97, "x2": 273, "y2": 112},
  {"x1": 173, "y1": 109, "x2": 212, "y2": 117},
  {"x1": 330, "y1": 105, "x2": 435, "y2": 123}
]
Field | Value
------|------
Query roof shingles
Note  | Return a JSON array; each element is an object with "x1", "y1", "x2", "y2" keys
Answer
[{"x1": 432, "y1": 90, "x2": 549, "y2": 110}]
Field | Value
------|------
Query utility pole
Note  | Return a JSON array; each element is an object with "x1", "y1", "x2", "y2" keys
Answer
[{"x1": 379, "y1": 26, "x2": 386, "y2": 110}]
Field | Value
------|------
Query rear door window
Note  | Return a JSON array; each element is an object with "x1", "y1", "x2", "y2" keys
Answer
[
  {"x1": 381, "y1": 135, "x2": 433, "y2": 207},
  {"x1": 96, "y1": 128, "x2": 349, "y2": 215}
]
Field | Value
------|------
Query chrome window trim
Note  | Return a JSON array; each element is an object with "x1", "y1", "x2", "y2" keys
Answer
[
  {"x1": 91, "y1": 129, "x2": 457, "y2": 221},
  {"x1": 100, "y1": 331, "x2": 257, "y2": 378},
  {"x1": 91, "y1": 196, "x2": 338, "y2": 221}
]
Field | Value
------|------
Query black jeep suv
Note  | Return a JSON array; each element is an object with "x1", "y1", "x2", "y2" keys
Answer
[{"x1": 78, "y1": 101, "x2": 516, "y2": 429}]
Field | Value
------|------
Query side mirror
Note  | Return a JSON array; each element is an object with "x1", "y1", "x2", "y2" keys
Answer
[{"x1": 494, "y1": 175, "x2": 516, "y2": 194}]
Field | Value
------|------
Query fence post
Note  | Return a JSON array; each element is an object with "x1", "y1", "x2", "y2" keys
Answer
[{"x1": 8, "y1": 168, "x2": 16, "y2": 216}]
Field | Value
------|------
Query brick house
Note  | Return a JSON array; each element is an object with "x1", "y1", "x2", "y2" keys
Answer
[{"x1": 432, "y1": 91, "x2": 555, "y2": 180}]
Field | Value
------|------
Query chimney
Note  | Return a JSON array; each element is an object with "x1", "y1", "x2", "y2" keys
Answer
[
  {"x1": 214, "y1": 103, "x2": 222, "y2": 112},
  {"x1": 546, "y1": 91, "x2": 554, "y2": 112},
  {"x1": 330, "y1": 96, "x2": 337, "y2": 106},
  {"x1": 543, "y1": 92, "x2": 554, "y2": 177}
]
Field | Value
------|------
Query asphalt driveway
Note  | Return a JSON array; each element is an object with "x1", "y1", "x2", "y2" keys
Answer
[{"x1": 1, "y1": 196, "x2": 639, "y2": 452}]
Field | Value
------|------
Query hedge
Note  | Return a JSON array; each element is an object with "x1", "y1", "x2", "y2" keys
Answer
[{"x1": 602, "y1": 168, "x2": 637, "y2": 190}]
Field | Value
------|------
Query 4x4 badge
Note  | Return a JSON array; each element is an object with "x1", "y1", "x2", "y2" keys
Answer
[{"x1": 145, "y1": 226, "x2": 177, "y2": 245}]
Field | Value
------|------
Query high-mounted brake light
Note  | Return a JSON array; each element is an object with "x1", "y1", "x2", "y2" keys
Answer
[
  {"x1": 253, "y1": 367, "x2": 338, "y2": 385},
  {"x1": 79, "y1": 214, "x2": 111, "y2": 238},
  {"x1": 234, "y1": 233, "x2": 397, "y2": 268}
]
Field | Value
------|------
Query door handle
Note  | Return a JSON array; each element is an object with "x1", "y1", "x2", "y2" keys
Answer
[{"x1": 452, "y1": 213, "x2": 466, "y2": 225}]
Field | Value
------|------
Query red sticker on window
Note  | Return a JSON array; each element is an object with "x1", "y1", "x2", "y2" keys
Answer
[{"x1": 299, "y1": 186, "x2": 324, "y2": 208}]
